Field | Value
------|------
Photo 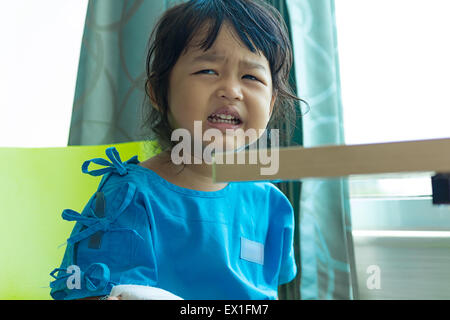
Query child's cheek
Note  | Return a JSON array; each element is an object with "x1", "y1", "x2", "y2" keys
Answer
[{"x1": 167, "y1": 111, "x2": 182, "y2": 130}]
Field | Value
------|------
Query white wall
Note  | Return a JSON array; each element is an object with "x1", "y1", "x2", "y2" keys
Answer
[{"x1": 0, "y1": 0, "x2": 88, "y2": 147}]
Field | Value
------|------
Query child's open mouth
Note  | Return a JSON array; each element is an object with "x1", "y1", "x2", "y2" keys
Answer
[{"x1": 207, "y1": 114, "x2": 243, "y2": 130}]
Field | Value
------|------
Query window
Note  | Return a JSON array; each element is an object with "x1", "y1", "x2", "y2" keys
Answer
[
  {"x1": 335, "y1": 0, "x2": 450, "y2": 299},
  {"x1": 0, "y1": 0, "x2": 88, "y2": 147},
  {"x1": 336, "y1": 0, "x2": 450, "y2": 146}
]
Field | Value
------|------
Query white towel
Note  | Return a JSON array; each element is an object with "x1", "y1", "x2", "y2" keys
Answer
[{"x1": 109, "y1": 284, "x2": 183, "y2": 300}]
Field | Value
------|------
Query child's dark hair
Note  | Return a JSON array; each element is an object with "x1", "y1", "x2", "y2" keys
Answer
[{"x1": 140, "y1": 0, "x2": 305, "y2": 152}]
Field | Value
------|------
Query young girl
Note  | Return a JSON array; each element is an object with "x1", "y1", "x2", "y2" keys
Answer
[{"x1": 50, "y1": 0, "x2": 300, "y2": 300}]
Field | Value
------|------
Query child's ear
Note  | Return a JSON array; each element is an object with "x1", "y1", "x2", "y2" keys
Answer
[
  {"x1": 269, "y1": 91, "x2": 277, "y2": 117},
  {"x1": 146, "y1": 80, "x2": 161, "y2": 112}
]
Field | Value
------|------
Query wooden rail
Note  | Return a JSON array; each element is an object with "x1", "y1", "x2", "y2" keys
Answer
[{"x1": 212, "y1": 138, "x2": 450, "y2": 182}]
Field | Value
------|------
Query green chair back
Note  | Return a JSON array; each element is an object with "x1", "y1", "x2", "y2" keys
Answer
[{"x1": 0, "y1": 141, "x2": 160, "y2": 299}]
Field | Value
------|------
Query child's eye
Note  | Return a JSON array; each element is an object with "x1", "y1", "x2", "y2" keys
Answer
[
  {"x1": 243, "y1": 75, "x2": 260, "y2": 82},
  {"x1": 197, "y1": 69, "x2": 217, "y2": 75},
  {"x1": 196, "y1": 70, "x2": 261, "y2": 83}
]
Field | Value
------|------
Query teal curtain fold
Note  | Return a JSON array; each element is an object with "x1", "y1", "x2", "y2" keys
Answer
[
  {"x1": 68, "y1": 0, "x2": 169, "y2": 145},
  {"x1": 262, "y1": 0, "x2": 303, "y2": 301},
  {"x1": 286, "y1": 0, "x2": 357, "y2": 299}
]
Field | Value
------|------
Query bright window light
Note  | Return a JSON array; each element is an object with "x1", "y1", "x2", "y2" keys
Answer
[
  {"x1": 335, "y1": 0, "x2": 450, "y2": 145},
  {"x1": 335, "y1": 0, "x2": 450, "y2": 197},
  {"x1": 0, "y1": 0, "x2": 88, "y2": 148},
  {"x1": 353, "y1": 230, "x2": 450, "y2": 238}
]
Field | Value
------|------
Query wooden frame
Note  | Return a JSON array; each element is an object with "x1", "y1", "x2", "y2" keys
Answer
[{"x1": 212, "y1": 138, "x2": 450, "y2": 182}]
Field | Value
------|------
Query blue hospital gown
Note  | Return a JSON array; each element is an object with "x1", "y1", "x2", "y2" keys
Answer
[{"x1": 49, "y1": 147, "x2": 297, "y2": 300}]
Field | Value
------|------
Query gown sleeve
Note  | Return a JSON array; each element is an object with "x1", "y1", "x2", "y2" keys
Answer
[
  {"x1": 278, "y1": 222, "x2": 297, "y2": 285},
  {"x1": 49, "y1": 147, "x2": 158, "y2": 300},
  {"x1": 275, "y1": 189, "x2": 297, "y2": 285}
]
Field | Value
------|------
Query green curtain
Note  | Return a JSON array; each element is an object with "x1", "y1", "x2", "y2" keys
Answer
[
  {"x1": 68, "y1": 0, "x2": 178, "y2": 145},
  {"x1": 262, "y1": 0, "x2": 303, "y2": 301},
  {"x1": 286, "y1": 0, "x2": 357, "y2": 299}
]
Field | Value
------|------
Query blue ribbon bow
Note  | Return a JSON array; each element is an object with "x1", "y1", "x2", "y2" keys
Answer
[
  {"x1": 61, "y1": 182, "x2": 143, "y2": 246},
  {"x1": 50, "y1": 262, "x2": 112, "y2": 293},
  {"x1": 82, "y1": 146, "x2": 139, "y2": 177}
]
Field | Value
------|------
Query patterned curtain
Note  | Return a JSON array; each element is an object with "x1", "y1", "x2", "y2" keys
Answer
[
  {"x1": 68, "y1": 0, "x2": 176, "y2": 145},
  {"x1": 286, "y1": 0, "x2": 357, "y2": 299}
]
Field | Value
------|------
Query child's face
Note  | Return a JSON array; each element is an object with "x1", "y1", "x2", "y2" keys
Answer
[{"x1": 166, "y1": 22, "x2": 276, "y2": 153}]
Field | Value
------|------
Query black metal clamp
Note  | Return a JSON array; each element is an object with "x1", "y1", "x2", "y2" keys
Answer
[{"x1": 431, "y1": 173, "x2": 450, "y2": 205}]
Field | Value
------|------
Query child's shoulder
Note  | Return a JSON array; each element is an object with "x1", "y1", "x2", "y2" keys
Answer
[
  {"x1": 250, "y1": 181, "x2": 293, "y2": 211},
  {"x1": 245, "y1": 180, "x2": 288, "y2": 198},
  {"x1": 80, "y1": 146, "x2": 155, "y2": 191}
]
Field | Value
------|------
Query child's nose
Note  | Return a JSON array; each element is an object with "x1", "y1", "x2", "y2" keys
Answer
[{"x1": 216, "y1": 77, "x2": 243, "y2": 101}]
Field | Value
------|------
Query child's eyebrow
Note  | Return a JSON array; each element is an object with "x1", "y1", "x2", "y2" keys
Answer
[{"x1": 191, "y1": 52, "x2": 267, "y2": 73}]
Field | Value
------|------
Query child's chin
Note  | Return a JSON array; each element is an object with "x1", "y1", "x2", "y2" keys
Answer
[{"x1": 207, "y1": 138, "x2": 246, "y2": 153}]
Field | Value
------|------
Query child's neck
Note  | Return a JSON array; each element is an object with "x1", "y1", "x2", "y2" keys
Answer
[{"x1": 140, "y1": 150, "x2": 229, "y2": 192}]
